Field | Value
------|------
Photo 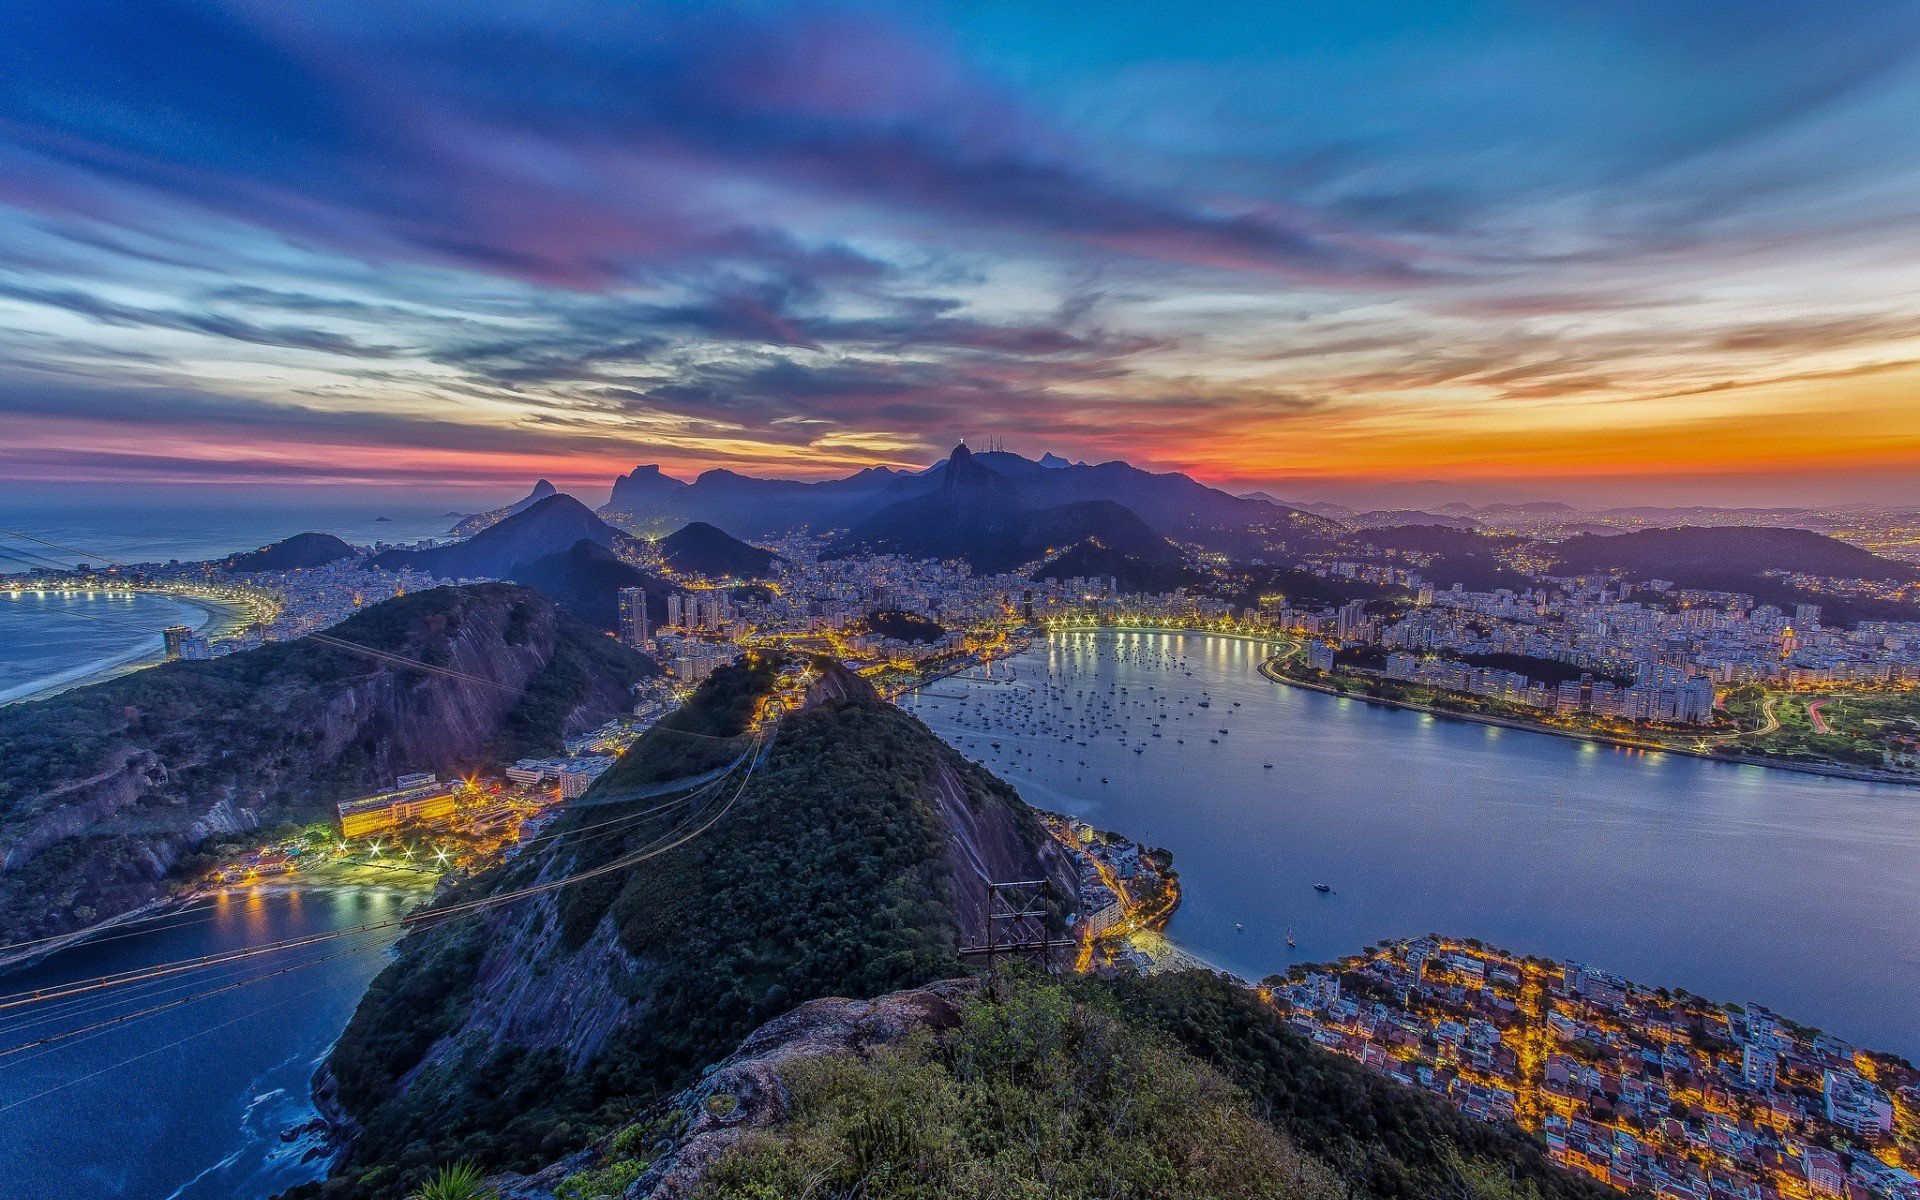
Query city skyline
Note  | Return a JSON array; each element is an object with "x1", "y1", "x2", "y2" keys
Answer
[{"x1": 3, "y1": 1, "x2": 1920, "y2": 506}]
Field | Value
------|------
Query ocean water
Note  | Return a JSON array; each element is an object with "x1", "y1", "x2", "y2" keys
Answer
[
  {"x1": 0, "y1": 502, "x2": 458, "y2": 572},
  {"x1": 0, "y1": 888, "x2": 412, "y2": 1200},
  {"x1": 0, "y1": 502, "x2": 459, "y2": 704},
  {"x1": 0, "y1": 590, "x2": 218, "y2": 705},
  {"x1": 903, "y1": 629, "x2": 1920, "y2": 1061}
]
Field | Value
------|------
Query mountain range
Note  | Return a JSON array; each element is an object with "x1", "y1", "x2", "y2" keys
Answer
[
  {"x1": 604, "y1": 444, "x2": 1337, "y2": 553},
  {"x1": 302, "y1": 658, "x2": 1612, "y2": 1200},
  {"x1": 508, "y1": 539, "x2": 670, "y2": 630},
  {"x1": 657, "y1": 520, "x2": 779, "y2": 579},
  {"x1": 374, "y1": 494, "x2": 622, "y2": 579},
  {"x1": 223, "y1": 531, "x2": 361, "y2": 572},
  {"x1": 822, "y1": 445, "x2": 1196, "y2": 587},
  {"x1": 0, "y1": 585, "x2": 650, "y2": 948},
  {"x1": 448, "y1": 478, "x2": 559, "y2": 537}
]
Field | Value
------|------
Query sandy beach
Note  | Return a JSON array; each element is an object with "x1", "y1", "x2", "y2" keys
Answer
[{"x1": 0, "y1": 589, "x2": 260, "y2": 706}]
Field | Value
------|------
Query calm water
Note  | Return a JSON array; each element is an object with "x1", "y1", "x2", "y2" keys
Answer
[
  {"x1": 0, "y1": 591, "x2": 219, "y2": 705},
  {"x1": 0, "y1": 888, "x2": 411, "y2": 1200},
  {"x1": 902, "y1": 630, "x2": 1920, "y2": 1061},
  {"x1": 0, "y1": 502, "x2": 457, "y2": 571},
  {"x1": 0, "y1": 502, "x2": 457, "y2": 705}
]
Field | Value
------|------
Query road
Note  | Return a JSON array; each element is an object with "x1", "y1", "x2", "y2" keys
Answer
[{"x1": 1807, "y1": 699, "x2": 1830, "y2": 735}]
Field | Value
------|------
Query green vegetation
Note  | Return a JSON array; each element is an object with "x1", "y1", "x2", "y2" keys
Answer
[
  {"x1": 697, "y1": 975, "x2": 1571, "y2": 1200},
  {"x1": 1454, "y1": 652, "x2": 1627, "y2": 688},
  {"x1": 699, "y1": 977, "x2": 1345, "y2": 1200},
  {"x1": 0, "y1": 584, "x2": 650, "y2": 942},
  {"x1": 1726, "y1": 684, "x2": 1920, "y2": 769},
  {"x1": 314, "y1": 662, "x2": 1619, "y2": 1200},
  {"x1": 862, "y1": 608, "x2": 946, "y2": 643},
  {"x1": 555, "y1": 1159, "x2": 645, "y2": 1200},
  {"x1": 1106, "y1": 972, "x2": 1609, "y2": 1200},
  {"x1": 406, "y1": 1161, "x2": 492, "y2": 1200},
  {"x1": 318, "y1": 664, "x2": 1045, "y2": 1196}
]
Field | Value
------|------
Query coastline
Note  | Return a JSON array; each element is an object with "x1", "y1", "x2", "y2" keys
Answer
[
  {"x1": 0, "y1": 587, "x2": 260, "y2": 707},
  {"x1": 0, "y1": 872, "x2": 433, "y2": 975},
  {"x1": 1257, "y1": 657, "x2": 1920, "y2": 790}
]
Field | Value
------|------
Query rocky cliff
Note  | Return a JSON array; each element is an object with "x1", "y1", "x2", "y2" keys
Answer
[
  {"x1": 0, "y1": 584, "x2": 651, "y2": 948},
  {"x1": 313, "y1": 658, "x2": 1077, "y2": 1198},
  {"x1": 486, "y1": 980, "x2": 982, "y2": 1200}
]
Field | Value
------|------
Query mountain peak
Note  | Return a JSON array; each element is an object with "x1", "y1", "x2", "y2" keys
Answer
[{"x1": 528, "y1": 479, "x2": 557, "y2": 499}]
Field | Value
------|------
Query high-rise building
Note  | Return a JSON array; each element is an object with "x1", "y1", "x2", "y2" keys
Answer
[
  {"x1": 617, "y1": 587, "x2": 649, "y2": 648},
  {"x1": 160, "y1": 625, "x2": 210, "y2": 660},
  {"x1": 1335, "y1": 600, "x2": 1369, "y2": 643},
  {"x1": 666, "y1": 592, "x2": 685, "y2": 629}
]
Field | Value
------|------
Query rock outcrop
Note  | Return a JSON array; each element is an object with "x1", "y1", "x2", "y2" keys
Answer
[
  {"x1": 318, "y1": 658, "x2": 1081, "y2": 1192},
  {"x1": 0, "y1": 585, "x2": 651, "y2": 947},
  {"x1": 489, "y1": 980, "x2": 979, "y2": 1200}
]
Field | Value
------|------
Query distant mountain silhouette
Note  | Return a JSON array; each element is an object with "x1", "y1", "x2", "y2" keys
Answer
[
  {"x1": 1350, "y1": 509, "x2": 1479, "y2": 530},
  {"x1": 1355, "y1": 525, "x2": 1533, "y2": 592},
  {"x1": 1476, "y1": 500, "x2": 1576, "y2": 517},
  {"x1": 602, "y1": 446, "x2": 1334, "y2": 551},
  {"x1": 1551, "y1": 526, "x2": 1919, "y2": 624},
  {"x1": 658, "y1": 521, "x2": 778, "y2": 579},
  {"x1": 1553, "y1": 526, "x2": 1915, "y2": 584},
  {"x1": 605, "y1": 463, "x2": 901, "y2": 536},
  {"x1": 223, "y1": 532, "x2": 359, "y2": 572},
  {"x1": 375, "y1": 494, "x2": 619, "y2": 579},
  {"x1": 509, "y1": 538, "x2": 669, "y2": 630},
  {"x1": 1031, "y1": 540, "x2": 1202, "y2": 593},
  {"x1": 825, "y1": 445, "x2": 1189, "y2": 577},
  {"x1": 448, "y1": 479, "x2": 558, "y2": 536}
]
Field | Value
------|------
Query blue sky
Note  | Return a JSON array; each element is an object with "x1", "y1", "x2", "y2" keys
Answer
[{"x1": 2, "y1": 0, "x2": 1918, "y2": 505}]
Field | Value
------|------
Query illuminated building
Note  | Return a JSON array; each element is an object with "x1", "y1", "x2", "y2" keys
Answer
[
  {"x1": 618, "y1": 586, "x2": 650, "y2": 648},
  {"x1": 336, "y1": 778, "x2": 458, "y2": 838}
]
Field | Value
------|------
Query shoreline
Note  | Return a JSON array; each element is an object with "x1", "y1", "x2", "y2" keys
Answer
[
  {"x1": 1257, "y1": 658, "x2": 1920, "y2": 790},
  {"x1": 0, "y1": 587, "x2": 261, "y2": 706},
  {"x1": 0, "y1": 873, "x2": 434, "y2": 975}
]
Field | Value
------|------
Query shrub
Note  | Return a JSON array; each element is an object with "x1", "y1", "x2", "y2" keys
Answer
[
  {"x1": 407, "y1": 1161, "x2": 493, "y2": 1200},
  {"x1": 556, "y1": 1160, "x2": 645, "y2": 1200},
  {"x1": 695, "y1": 978, "x2": 1345, "y2": 1200}
]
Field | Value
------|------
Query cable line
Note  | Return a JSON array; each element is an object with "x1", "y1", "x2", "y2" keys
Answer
[{"x1": 0, "y1": 728, "x2": 770, "y2": 1015}]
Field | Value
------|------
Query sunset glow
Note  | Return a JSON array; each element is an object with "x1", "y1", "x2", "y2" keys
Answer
[{"x1": 2, "y1": 1, "x2": 1918, "y2": 504}]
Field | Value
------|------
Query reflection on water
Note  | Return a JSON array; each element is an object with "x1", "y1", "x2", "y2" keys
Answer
[
  {"x1": 0, "y1": 887, "x2": 411, "y2": 1200},
  {"x1": 904, "y1": 630, "x2": 1920, "y2": 1061}
]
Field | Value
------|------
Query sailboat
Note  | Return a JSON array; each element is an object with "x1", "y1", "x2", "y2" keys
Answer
[{"x1": 1285, "y1": 926, "x2": 1297, "y2": 948}]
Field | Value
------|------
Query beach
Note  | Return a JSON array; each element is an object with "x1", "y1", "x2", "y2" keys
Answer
[{"x1": 0, "y1": 588, "x2": 261, "y2": 706}]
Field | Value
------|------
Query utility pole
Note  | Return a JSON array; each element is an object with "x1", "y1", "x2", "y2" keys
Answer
[{"x1": 958, "y1": 879, "x2": 1071, "y2": 973}]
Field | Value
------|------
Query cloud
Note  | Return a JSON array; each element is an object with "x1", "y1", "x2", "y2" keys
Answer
[
  {"x1": 0, "y1": 280, "x2": 403, "y2": 357},
  {"x1": 0, "y1": 0, "x2": 1418, "y2": 288},
  {"x1": 0, "y1": 0, "x2": 1918, "y2": 501}
]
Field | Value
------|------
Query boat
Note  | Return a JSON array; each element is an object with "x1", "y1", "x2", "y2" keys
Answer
[
  {"x1": 1235, "y1": 923, "x2": 1245, "y2": 932},
  {"x1": 1313, "y1": 883, "x2": 1333, "y2": 893},
  {"x1": 1263, "y1": 762, "x2": 1274, "y2": 769},
  {"x1": 1286, "y1": 926, "x2": 1297, "y2": 947}
]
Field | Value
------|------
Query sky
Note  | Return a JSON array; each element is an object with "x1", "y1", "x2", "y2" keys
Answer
[{"x1": 1, "y1": 0, "x2": 1918, "y2": 509}]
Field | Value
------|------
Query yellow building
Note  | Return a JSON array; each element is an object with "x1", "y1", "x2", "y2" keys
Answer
[{"x1": 337, "y1": 781, "x2": 458, "y2": 838}]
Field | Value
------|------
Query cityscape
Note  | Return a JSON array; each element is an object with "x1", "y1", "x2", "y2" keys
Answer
[
  {"x1": 1, "y1": 4, "x2": 1918, "y2": 1200},
  {"x1": 1272, "y1": 940, "x2": 1920, "y2": 1200}
]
